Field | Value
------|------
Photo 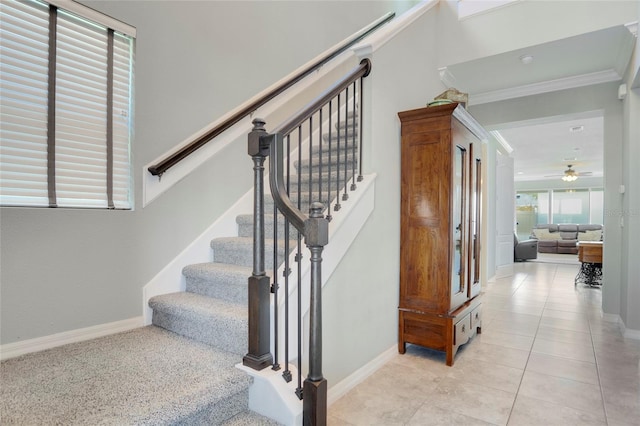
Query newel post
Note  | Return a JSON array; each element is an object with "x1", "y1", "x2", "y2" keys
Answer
[
  {"x1": 303, "y1": 202, "x2": 329, "y2": 426},
  {"x1": 243, "y1": 118, "x2": 273, "y2": 370}
]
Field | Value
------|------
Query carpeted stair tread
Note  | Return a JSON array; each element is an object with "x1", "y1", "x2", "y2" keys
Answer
[
  {"x1": 0, "y1": 326, "x2": 251, "y2": 425},
  {"x1": 150, "y1": 292, "x2": 247, "y2": 355},
  {"x1": 183, "y1": 262, "x2": 253, "y2": 303},
  {"x1": 211, "y1": 237, "x2": 294, "y2": 269}
]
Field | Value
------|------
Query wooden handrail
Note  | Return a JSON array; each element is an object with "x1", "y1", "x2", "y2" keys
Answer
[{"x1": 147, "y1": 12, "x2": 394, "y2": 177}]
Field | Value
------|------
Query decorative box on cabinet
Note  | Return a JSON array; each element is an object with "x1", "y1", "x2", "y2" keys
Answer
[{"x1": 397, "y1": 103, "x2": 487, "y2": 366}]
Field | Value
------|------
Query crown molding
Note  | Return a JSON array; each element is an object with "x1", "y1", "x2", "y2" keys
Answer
[
  {"x1": 625, "y1": 21, "x2": 638, "y2": 37},
  {"x1": 468, "y1": 69, "x2": 621, "y2": 106},
  {"x1": 453, "y1": 105, "x2": 490, "y2": 142},
  {"x1": 490, "y1": 131, "x2": 513, "y2": 154}
]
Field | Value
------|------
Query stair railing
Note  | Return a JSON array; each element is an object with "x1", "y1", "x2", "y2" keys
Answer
[{"x1": 245, "y1": 58, "x2": 370, "y2": 425}]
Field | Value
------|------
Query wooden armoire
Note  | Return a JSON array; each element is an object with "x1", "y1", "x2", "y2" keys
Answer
[{"x1": 397, "y1": 103, "x2": 486, "y2": 366}]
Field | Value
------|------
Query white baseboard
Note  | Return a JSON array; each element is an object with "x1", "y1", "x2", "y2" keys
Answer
[
  {"x1": 495, "y1": 263, "x2": 514, "y2": 279},
  {"x1": 600, "y1": 313, "x2": 640, "y2": 341},
  {"x1": 0, "y1": 316, "x2": 144, "y2": 361},
  {"x1": 327, "y1": 344, "x2": 397, "y2": 406},
  {"x1": 623, "y1": 327, "x2": 640, "y2": 340},
  {"x1": 620, "y1": 319, "x2": 640, "y2": 341},
  {"x1": 602, "y1": 313, "x2": 621, "y2": 323}
]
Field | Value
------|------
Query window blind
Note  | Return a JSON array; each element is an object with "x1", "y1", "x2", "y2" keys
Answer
[{"x1": 0, "y1": 0, "x2": 134, "y2": 209}]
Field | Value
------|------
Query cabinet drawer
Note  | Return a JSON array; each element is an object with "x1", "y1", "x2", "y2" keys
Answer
[
  {"x1": 470, "y1": 304, "x2": 482, "y2": 332},
  {"x1": 454, "y1": 313, "x2": 471, "y2": 347}
]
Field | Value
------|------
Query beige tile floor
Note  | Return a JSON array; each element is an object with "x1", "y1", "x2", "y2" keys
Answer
[{"x1": 328, "y1": 261, "x2": 640, "y2": 425}]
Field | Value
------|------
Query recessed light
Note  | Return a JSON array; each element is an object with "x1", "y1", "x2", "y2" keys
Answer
[{"x1": 519, "y1": 54, "x2": 534, "y2": 65}]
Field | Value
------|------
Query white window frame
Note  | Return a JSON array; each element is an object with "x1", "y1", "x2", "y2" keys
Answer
[{"x1": 0, "y1": 0, "x2": 135, "y2": 209}]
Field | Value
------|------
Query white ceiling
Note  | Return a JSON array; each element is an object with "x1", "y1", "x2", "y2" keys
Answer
[{"x1": 440, "y1": 24, "x2": 636, "y2": 183}]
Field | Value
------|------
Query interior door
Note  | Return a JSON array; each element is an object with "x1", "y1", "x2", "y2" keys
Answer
[{"x1": 495, "y1": 152, "x2": 515, "y2": 278}]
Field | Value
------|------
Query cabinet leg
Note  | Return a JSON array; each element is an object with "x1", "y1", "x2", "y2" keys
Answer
[
  {"x1": 446, "y1": 349, "x2": 453, "y2": 366},
  {"x1": 477, "y1": 326, "x2": 482, "y2": 334},
  {"x1": 398, "y1": 341, "x2": 406, "y2": 354}
]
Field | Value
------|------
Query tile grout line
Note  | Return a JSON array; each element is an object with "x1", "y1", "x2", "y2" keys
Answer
[
  {"x1": 503, "y1": 263, "x2": 553, "y2": 426},
  {"x1": 587, "y1": 299, "x2": 610, "y2": 425}
]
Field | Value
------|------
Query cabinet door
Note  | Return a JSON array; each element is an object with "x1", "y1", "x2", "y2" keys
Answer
[
  {"x1": 469, "y1": 155, "x2": 482, "y2": 299},
  {"x1": 450, "y1": 144, "x2": 468, "y2": 310}
]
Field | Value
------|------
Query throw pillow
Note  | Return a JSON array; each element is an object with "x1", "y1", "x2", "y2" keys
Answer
[
  {"x1": 532, "y1": 228, "x2": 562, "y2": 240},
  {"x1": 579, "y1": 229, "x2": 602, "y2": 241}
]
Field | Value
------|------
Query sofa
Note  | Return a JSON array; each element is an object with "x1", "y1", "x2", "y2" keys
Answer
[{"x1": 531, "y1": 224, "x2": 603, "y2": 254}]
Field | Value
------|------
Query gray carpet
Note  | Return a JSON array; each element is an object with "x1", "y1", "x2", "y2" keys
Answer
[{"x1": 0, "y1": 326, "x2": 280, "y2": 425}]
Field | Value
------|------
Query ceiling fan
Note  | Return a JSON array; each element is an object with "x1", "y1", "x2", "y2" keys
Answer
[{"x1": 545, "y1": 165, "x2": 593, "y2": 181}]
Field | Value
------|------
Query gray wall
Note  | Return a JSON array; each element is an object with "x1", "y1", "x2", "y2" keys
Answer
[
  {"x1": 0, "y1": 1, "x2": 416, "y2": 345},
  {"x1": 322, "y1": 6, "x2": 443, "y2": 385}
]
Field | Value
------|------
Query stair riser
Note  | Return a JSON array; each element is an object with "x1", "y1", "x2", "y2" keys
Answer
[
  {"x1": 181, "y1": 389, "x2": 249, "y2": 426},
  {"x1": 152, "y1": 310, "x2": 247, "y2": 355},
  {"x1": 295, "y1": 153, "x2": 357, "y2": 169},
  {"x1": 211, "y1": 241, "x2": 293, "y2": 270},
  {"x1": 277, "y1": 170, "x2": 357, "y2": 189},
  {"x1": 186, "y1": 276, "x2": 248, "y2": 304},
  {"x1": 312, "y1": 138, "x2": 358, "y2": 155},
  {"x1": 237, "y1": 215, "x2": 301, "y2": 240}
]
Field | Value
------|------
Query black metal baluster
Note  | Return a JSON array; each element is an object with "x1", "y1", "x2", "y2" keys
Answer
[
  {"x1": 295, "y1": 125, "x2": 304, "y2": 400},
  {"x1": 342, "y1": 86, "x2": 350, "y2": 202},
  {"x1": 282, "y1": 134, "x2": 292, "y2": 382},
  {"x1": 358, "y1": 77, "x2": 364, "y2": 182},
  {"x1": 351, "y1": 81, "x2": 357, "y2": 191},
  {"x1": 334, "y1": 93, "x2": 342, "y2": 212},
  {"x1": 318, "y1": 109, "x2": 323, "y2": 209},
  {"x1": 326, "y1": 101, "x2": 333, "y2": 222},
  {"x1": 308, "y1": 116, "x2": 313, "y2": 215},
  {"x1": 272, "y1": 199, "x2": 280, "y2": 371}
]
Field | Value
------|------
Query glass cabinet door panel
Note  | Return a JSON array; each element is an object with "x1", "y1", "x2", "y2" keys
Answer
[
  {"x1": 451, "y1": 145, "x2": 466, "y2": 310},
  {"x1": 469, "y1": 157, "x2": 482, "y2": 299}
]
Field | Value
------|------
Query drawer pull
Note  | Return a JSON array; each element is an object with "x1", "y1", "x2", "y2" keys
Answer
[{"x1": 461, "y1": 324, "x2": 466, "y2": 333}]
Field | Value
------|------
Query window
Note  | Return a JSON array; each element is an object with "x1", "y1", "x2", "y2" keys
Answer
[
  {"x1": 0, "y1": 0, "x2": 135, "y2": 209},
  {"x1": 552, "y1": 189, "x2": 590, "y2": 224},
  {"x1": 516, "y1": 188, "x2": 604, "y2": 238}
]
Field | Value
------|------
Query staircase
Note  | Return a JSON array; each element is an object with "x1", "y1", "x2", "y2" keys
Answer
[{"x1": 147, "y1": 113, "x2": 359, "y2": 424}]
